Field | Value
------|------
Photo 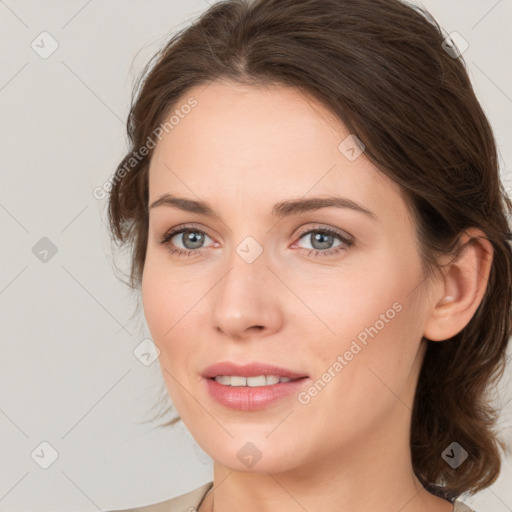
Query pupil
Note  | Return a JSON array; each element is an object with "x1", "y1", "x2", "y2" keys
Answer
[
  {"x1": 312, "y1": 232, "x2": 333, "y2": 250},
  {"x1": 184, "y1": 231, "x2": 204, "y2": 249}
]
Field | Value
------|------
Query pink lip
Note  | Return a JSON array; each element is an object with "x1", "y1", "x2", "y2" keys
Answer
[
  {"x1": 204, "y1": 376, "x2": 310, "y2": 411},
  {"x1": 201, "y1": 361, "x2": 310, "y2": 411},
  {"x1": 201, "y1": 361, "x2": 308, "y2": 380}
]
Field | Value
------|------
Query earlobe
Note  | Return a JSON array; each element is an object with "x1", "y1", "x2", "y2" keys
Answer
[{"x1": 422, "y1": 228, "x2": 493, "y2": 342}]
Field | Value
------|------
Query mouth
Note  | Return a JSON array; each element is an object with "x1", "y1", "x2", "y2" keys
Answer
[
  {"x1": 201, "y1": 361, "x2": 309, "y2": 382},
  {"x1": 203, "y1": 372, "x2": 310, "y2": 411},
  {"x1": 208, "y1": 375, "x2": 308, "y2": 387}
]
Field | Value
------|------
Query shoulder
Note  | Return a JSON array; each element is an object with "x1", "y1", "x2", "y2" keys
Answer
[
  {"x1": 105, "y1": 481, "x2": 213, "y2": 512},
  {"x1": 452, "y1": 500, "x2": 477, "y2": 512}
]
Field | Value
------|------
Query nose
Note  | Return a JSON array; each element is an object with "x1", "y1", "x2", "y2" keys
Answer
[{"x1": 211, "y1": 245, "x2": 284, "y2": 341}]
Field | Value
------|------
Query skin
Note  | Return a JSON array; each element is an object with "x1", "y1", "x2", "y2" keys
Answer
[{"x1": 141, "y1": 80, "x2": 493, "y2": 512}]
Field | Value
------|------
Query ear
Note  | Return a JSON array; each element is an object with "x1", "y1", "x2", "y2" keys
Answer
[{"x1": 423, "y1": 228, "x2": 494, "y2": 342}]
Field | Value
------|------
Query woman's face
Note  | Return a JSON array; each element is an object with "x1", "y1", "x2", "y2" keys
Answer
[{"x1": 142, "y1": 80, "x2": 433, "y2": 474}]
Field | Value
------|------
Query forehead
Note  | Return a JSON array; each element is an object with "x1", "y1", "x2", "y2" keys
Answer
[
  {"x1": 152, "y1": 80, "x2": 350, "y2": 167},
  {"x1": 148, "y1": 80, "x2": 408, "y2": 225}
]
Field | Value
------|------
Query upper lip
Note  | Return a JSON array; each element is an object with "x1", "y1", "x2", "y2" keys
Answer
[{"x1": 201, "y1": 361, "x2": 309, "y2": 379}]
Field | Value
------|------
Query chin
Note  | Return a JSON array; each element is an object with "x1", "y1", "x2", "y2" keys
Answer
[{"x1": 198, "y1": 435, "x2": 305, "y2": 474}]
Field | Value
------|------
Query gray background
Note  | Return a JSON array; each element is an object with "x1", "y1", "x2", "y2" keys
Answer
[{"x1": 0, "y1": 1, "x2": 511, "y2": 511}]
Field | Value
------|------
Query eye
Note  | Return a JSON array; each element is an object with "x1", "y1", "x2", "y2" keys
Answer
[
  {"x1": 158, "y1": 224, "x2": 354, "y2": 259},
  {"x1": 294, "y1": 226, "x2": 354, "y2": 257},
  {"x1": 159, "y1": 224, "x2": 216, "y2": 257}
]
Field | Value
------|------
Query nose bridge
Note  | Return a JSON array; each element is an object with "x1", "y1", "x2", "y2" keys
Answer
[
  {"x1": 212, "y1": 233, "x2": 281, "y2": 337},
  {"x1": 218, "y1": 235, "x2": 267, "y2": 306}
]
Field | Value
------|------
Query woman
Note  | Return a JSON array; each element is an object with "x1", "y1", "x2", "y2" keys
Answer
[{"x1": 106, "y1": 0, "x2": 512, "y2": 510}]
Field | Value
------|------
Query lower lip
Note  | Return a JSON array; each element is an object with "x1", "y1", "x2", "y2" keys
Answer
[{"x1": 204, "y1": 377, "x2": 310, "y2": 411}]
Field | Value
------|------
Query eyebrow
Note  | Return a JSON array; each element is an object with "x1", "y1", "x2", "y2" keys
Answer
[{"x1": 149, "y1": 193, "x2": 377, "y2": 220}]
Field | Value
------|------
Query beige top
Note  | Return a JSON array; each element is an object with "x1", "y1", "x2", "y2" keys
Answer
[{"x1": 107, "y1": 481, "x2": 476, "y2": 512}]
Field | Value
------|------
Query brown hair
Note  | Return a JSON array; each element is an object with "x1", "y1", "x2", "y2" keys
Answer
[{"x1": 107, "y1": 0, "x2": 512, "y2": 500}]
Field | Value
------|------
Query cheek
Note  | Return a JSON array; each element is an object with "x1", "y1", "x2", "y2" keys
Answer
[
  {"x1": 141, "y1": 254, "x2": 210, "y2": 358},
  {"x1": 141, "y1": 263, "x2": 197, "y2": 408},
  {"x1": 141, "y1": 254, "x2": 184, "y2": 344},
  {"x1": 307, "y1": 292, "x2": 416, "y2": 393},
  {"x1": 296, "y1": 299, "x2": 423, "y2": 450},
  {"x1": 300, "y1": 252, "x2": 424, "y2": 398},
  {"x1": 293, "y1": 261, "x2": 411, "y2": 349},
  {"x1": 141, "y1": 263, "x2": 167, "y2": 340}
]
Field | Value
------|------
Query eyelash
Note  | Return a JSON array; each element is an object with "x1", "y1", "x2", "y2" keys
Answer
[{"x1": 158, "y1": 223, "x2": 354, "y2": 258}]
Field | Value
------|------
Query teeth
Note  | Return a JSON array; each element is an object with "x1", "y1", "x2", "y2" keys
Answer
[{"x1": 213, "y1": 375, "x2": 296, "y2": 386}]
